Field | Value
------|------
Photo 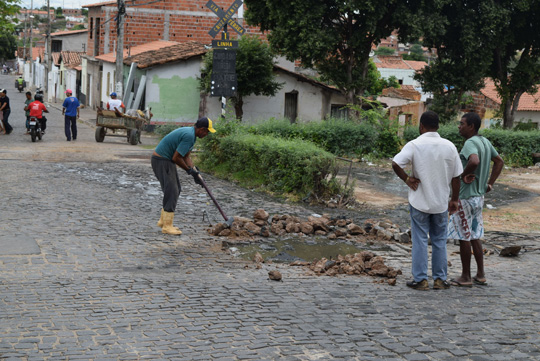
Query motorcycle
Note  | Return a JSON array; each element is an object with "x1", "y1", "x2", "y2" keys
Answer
[
  {"x1": 17, "y1": 83, "x2": 24, "y2": 92},
  {"x1": 29, "y1": 116, "x2": 44, "y2": 142}
]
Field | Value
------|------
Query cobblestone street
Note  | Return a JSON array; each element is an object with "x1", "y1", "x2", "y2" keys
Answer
[{"x1": 1, "y1": 75, "x2": 540, "y2": 360}]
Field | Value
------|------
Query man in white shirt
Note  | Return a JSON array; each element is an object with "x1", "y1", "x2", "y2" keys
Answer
[
  {"x1": 106, "y1": 92, "x2": 126, "y2": 113},
  {"x1": 392, "y1": 111, "x2": 463, "y2": 290}
]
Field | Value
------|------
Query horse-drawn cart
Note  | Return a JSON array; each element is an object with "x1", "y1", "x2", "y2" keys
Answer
[{"x1": 95, "y1": 108, "x2": 150, "y2": 145}]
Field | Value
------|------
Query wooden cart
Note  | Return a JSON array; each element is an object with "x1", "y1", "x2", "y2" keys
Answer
[{"x1": 95, "y1": 109, "x2": 149, "y2": 145}]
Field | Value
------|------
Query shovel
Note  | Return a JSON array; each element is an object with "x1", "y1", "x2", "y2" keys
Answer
[{"x1": 196, "y1": 174, "x2": 234, "y2": 227}]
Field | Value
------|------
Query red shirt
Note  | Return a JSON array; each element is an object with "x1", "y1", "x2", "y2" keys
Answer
[{"x1": 29, "y1": 101, "x2": 47, "y2": 119}]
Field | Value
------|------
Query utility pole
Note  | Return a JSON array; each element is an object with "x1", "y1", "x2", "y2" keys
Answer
[
  {"x1": 45, "y1": 0, "x2": 52, "y2": 96},
  {"x1": 29, "y1": 0, "x2": 34, "y2": 86},
  {"x1": 23, "y1": 9, "x2": 28, "y2": 61},
  {"x1": 115, "y1": 0, "x2": 126, "y2": 98}
]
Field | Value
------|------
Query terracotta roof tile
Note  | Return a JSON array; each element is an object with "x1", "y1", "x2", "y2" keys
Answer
[
  {"x1": 83, "y1": 1, "x2": 116, "y2": 8},
  {"x1": 124, "y1": 41, "x2": 208, "y2": 68},
  {"x1": 403, "y1": 60, "x2": 427, "y2": 71},
  {"x1": 61, "y1": 51, "x2": 86, "y2": 67},
  {"x1": 95, "y1": 40, "x2": 179, "y2": 63},
  {"x1": 373, "y1": 56, "x2": 427, "y2": 71},
  {"x1": 51, "y1": 29, "x2": 88, "y2": 37},
  {"x1": 480, "y1": 78, "x2": 540, "y2": 112}
]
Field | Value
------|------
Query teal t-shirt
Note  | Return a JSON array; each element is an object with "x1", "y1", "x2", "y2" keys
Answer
[
  {"x1": 459, "y1": 135, "x2": 499, "y2": 199},
  {"x1": 155, "y1": 127, "x2": 196, "y2": 160},
  {"x1": 25, "y1": 98, "x2": 32, "y2": 116}
]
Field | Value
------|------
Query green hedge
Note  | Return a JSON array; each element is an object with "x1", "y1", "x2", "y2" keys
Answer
[
  {"x1": 403, "y1": 124, "x2": 540, "y2": 167},
  {"x1": 246, "y1": 118, "x2": 378, "y2": 157},
  {"x1": 199, "y1": 132, "x2": 339, "y2": 197}
]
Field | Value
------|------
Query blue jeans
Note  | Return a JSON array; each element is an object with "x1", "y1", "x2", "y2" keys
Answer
[{"x1": 409, "y1": 205, "x2": 448, "y2": 282}]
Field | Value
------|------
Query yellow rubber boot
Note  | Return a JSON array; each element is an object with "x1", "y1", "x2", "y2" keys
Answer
[
  {"x1": 162, "y1": 211, "x2": 182, "y2": 235},
  {"x1": 157, "y1": 209, "x2": 165, "y2": 228}
]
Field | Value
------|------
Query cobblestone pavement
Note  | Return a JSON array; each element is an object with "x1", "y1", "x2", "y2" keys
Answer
[{"x1": 1, "y1": 76, "x2": 540, "y2": 360}]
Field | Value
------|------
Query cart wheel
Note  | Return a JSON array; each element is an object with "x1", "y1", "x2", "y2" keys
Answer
[
  {"x1": 129, "y1": 129, "x2": 139, "y2": 145},
  {"x1": 95, "y1": 127, "x2": 106, "y2": 142}
]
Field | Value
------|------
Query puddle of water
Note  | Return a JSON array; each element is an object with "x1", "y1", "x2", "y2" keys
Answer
[{"x1": 233, "y1": 237, "x2": 393, "y2": 263}]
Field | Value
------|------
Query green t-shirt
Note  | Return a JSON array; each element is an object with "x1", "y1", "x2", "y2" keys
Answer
[
  {"x1": 459, "y1": 135, "x2": 499, "y2": 199},
  {"x1": 154, "y1": 126, "x2": 196, "y2": 160},
  {"x1": 25, "y1": 98, "x2": 32, "y2": 116}
]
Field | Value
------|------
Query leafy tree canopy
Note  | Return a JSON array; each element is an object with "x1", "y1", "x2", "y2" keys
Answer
[
  {"x1": 200, "y1": 35, "x2": 282, "y2": 120},
  {"x1": 244, "y1": 0, "x2": 421, "y2": 109},
  {"x1": 1, "y1": 0, "x2": 21, "y2": 33},
  {"x1": 0, "y1": 31, "x2": 18, "y2": 60},
  {"x1": 374, "y1": 47, "x2": 396, "y2": 56}
]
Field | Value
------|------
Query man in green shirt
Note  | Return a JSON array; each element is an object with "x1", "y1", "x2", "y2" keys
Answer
[
  {"x1": 151, "y1": 117, "x2": 216, "y2": 235},
  {"x1": 448, "y1": 112, "x2": 504, "y2": 287},
  {"x1": 24, "y1": 91, "x2": 32, "y2": 133}
]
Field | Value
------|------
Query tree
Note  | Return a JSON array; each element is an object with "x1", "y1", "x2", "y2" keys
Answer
[
  {"x1": 402, "y1": 43, "x2": 426, "y2": 62},
  {"x1": 1, "y1": 0, "x2": 20, "y2": 33},
  {"x1": 73, "y1": 24, "x2": 86, "y2": 30},
  {"x1": 56, "y1": 7, "x2": 62, "y2": 16},
  {"x1": 0, "y1": 31, "x2": 17, "y2": 60},
  {"x1": 200, "y1": 35, "x2": 283, "y2": 120},
  {"x1": 488, "y1": 0, "x2": 540, "y2": 128},
  {"x1": 374, "y1": 47, "x2": 395, "y2": 56},
  {"x1": 413, "y1": 0, "x2": 506, "y2": 122},
  {"x1": 244, "y1": 0, "x2": 420, "y2": 111}
]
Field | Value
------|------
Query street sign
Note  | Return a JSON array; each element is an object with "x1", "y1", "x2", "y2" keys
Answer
[
  {"x1": 206, "y1": 0, "x2": 245, "y2": 38},
  {"x1": 211, "y1": 49, "x2": 237, "y2": 97}
]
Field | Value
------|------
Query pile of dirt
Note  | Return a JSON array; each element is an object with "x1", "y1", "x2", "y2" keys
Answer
[
  {"x1": 209, "y1": 209, "x2": 411, "y2": 243},
  {"x1": 289, "y1": 251, "x2": 401, "y2": 284}
]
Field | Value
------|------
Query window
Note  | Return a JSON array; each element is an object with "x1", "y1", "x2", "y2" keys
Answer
[
  {"x1": 90, "y1": 18, "x2": 93, "y2": 39},
  {"x1": 284, "y1": 91, "x2": 298, "y2": 123},
  {"x1": 331, "y1": 104, "x2": 347, "y2": 119}
]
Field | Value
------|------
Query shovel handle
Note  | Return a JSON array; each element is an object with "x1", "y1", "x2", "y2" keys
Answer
[{"x1": 197, "y1": 174, "x2": 230, "y2": 222}]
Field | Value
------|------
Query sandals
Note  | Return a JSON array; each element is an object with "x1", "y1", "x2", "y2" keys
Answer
[
  {"x1": 449, "y1": 278, "x2": 473, "y2": 287},
  {"x1": 473, "y1": 276, "x2": 488, "y2": 286}
]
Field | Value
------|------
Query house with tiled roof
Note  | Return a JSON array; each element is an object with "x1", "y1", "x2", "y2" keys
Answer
[
  {"x1": 372, "y1": 55, "x2": 427, "y2": 87},
  {"x1": 465, "y1": 78, "x2": 540, "y2": 128},
  {"x1": 92, "y1": 39, "x2": 347, "y2": 123},
  {"x1": 50, "y1": 29, "x2": 88, "y2": 53}
]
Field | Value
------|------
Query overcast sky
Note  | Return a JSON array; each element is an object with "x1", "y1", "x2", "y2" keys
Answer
[{"x1": 19, "y1": 0, "x2": 109, "y2": 10}]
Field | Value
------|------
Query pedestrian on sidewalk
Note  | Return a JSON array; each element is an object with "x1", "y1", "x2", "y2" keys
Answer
[
  {"x1": 151, "y1": 117, "x2": 216, "y2": 235},
  {"x1": 448, "y1": 112, "x2": 504, "y2": 287},
  {"x1": 24, "y1": 91, "x2": 32, "y2": 133},
  {"x1": 62, "y1": 89, "x2": 80, "y2": 141},
  {"x1": 392, "y1": 111, "x2": 463, "y2": 290},
  {"x1": 0, "y1": 89, "x2": 13, "y2": 134}
]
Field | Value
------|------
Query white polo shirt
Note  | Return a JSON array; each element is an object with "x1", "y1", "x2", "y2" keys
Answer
[{"x1": 393, "y1": 132, "x2": 463, "y2": 214}]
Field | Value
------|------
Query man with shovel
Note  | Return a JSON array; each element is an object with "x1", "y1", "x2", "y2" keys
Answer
[{"x1": 151, "y1": 117, "x2": 216, "y2": 235}]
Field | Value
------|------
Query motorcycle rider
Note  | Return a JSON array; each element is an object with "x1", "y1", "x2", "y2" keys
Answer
[
  {"x1": 24, "y1": 91, "x2": 33, "y2": 134},
  {"x1": 28, "y1": 93, "x2": 49, "y2": 134},
  {"x1": 17, "y1": 76, "x2": 24, "y2": 88}
]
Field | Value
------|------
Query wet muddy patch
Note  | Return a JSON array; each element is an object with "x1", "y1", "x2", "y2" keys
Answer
[{"x1": 227, "y1": 236, "x2": 393, "y2": 264}]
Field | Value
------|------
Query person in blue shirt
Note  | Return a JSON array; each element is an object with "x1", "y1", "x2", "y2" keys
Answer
[
  {"x1": 151, "y1": 117, "x2": 216, "y2": 235},
  {"x1": 62, "y1": 89, "x2": 80, "y2": 141}
]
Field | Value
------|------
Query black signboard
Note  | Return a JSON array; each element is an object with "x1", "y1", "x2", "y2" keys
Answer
[{"x1": 211, "y1": 49, "x2": 237, "y2": 97}]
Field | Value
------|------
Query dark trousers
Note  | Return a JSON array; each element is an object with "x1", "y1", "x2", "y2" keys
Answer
[
  {"x1": 64, "y1": 115, "x2": 77, "y2": 140},
  {"x1": 151, "y1": 155, "x2": 181, "y2": 212},
  {"x1": 2, "y1": 109, "x2": 12, "y2": 134}
]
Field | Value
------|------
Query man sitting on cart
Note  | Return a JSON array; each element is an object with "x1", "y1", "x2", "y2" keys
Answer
[{"x1": 106, "y1": 92, "x2": 126, "y2": 113}]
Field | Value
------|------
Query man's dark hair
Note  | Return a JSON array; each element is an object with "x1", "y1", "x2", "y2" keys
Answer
[
  {"x1": 462, "y1": 112, "x2": 481, "y2": 132},
  {"x1": 26, "y1": 91, "x2": 31, "y2": 96},
  {"x1": 420, "y1": 110, "x2": 439, "y2": 130}
]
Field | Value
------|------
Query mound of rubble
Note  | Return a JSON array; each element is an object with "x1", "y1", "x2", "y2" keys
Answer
[
  {"x1": 290, "y1": 251, "x2": 401, "y2": 284},
  {"x1": 209, "y1": 209, "x2": 411, "y2": 243}
]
